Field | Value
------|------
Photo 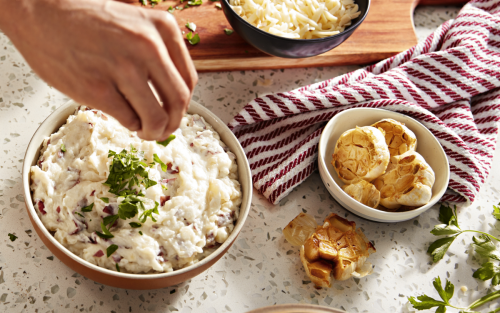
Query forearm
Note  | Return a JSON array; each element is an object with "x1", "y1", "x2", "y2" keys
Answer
[{"x1": 0, "y1": 0, "x2": 32, "y2": 37}]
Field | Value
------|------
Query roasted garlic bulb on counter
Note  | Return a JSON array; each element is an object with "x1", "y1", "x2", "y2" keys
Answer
[
  {"x1": 371, "y1": 119, "x2": 417, "y2": 157},
  {"x1": 373, "y1": 151, "x2": 435, "y2": 210},
  {"x1": 342, "y1": 180, "x2": 380, "y2": 208},
  {"x1": 332, "y1": 126, "x2": 390, "y2": 184},
  {"x1": 284, "y1": 213, "x2": 375, "y2": 288}
]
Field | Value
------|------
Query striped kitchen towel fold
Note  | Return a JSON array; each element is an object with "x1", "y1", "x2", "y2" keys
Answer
[{"x1": 228, "y1": 0, "x2": 500, "y2": 205}]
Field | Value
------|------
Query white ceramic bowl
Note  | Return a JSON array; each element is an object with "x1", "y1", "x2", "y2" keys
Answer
[
  {"x1": 22, "y1": 100, "x2": 252, "y2": 289},
  {"x1": 318, "y1": 108, "x2": 449, "y2": 223}
]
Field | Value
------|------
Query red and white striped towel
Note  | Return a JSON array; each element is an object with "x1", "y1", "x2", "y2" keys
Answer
[{"x1": 228, "y1": 0, "x2": 500, "y2": 205}]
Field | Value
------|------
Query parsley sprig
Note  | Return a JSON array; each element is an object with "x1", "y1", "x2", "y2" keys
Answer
[
  {"x1": 409, "y1": 277, "x2": 500, "y2": 313},
  {"x1": 428, "y1": 205, "x2": 500, "y2": 262}
]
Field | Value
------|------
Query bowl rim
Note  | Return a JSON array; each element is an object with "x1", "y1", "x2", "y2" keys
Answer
[
  {"x1": 318, "y1": 107, "x2": 450, "y2": 220},
  {"x1": 221, "y1": 0, "x2": 371, "y2": 43},
  {"x1": 22, "y1": 100, "x2": 251, "y2": 280}
]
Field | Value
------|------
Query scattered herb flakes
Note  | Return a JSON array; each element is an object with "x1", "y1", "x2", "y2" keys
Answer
[
  {"x1": 224, "y1": 29, "x2": 234, "y2": 35},
  {"x1": 186, "y1": 32, "x2": 200, "y2": 45},
  {"x1": 185, "y1": 22, "x2": 197, "y2": 32},
  {"x1": 106, "y1": 244, "x2": 119, "y2": 257},
  {"x1": 215, "y1": 3, "x2": 222, "y2": 8},
  {"x1": 187, "y1": 0, "x2": 202, "y2": 5},
  {"x1": 116, "y1": 264, "x2": 121, "y2": 272},
  {"x1": 129, "y1": 222, "x2": 142, "y2": 228},
  {"x1": 8, "y1": 233, "x2": 17, "y2": 241},
  {"x1": 168, "y1": 6, "x2": 174, "y2": 13},
  {"x1": 60, "y1": 144, "x2": 66, "y2": 152},
  {"x1": 157, "y1": 134, "x2": 176, "y2": 147},
  {"x1": 153, "y1": 154, "x2": 168, "y2": 172},
  {"x1": 100, "y1": 197, "x2": 109, "y2": 203},
  {"x1": 81, "y1": 203, "x2": 94, "y2": 212},
  {"x1": 139, "y1": 201, "x2": 160, "y2": 223},
  {"x1": 75, "y1": 212, "x2": 84, "y2": 218},
  {"x1": 140, "y1": 0, "x2": 147, "y2": 5},
  {"x1": 139, "y1": 231, "x2": 143, "y2": 236}
]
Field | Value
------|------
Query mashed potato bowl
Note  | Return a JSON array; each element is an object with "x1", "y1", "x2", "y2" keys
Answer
[
  {"x1": 22, "y1": 100, "x2": 252, "y2": 289},
  {"x1": 318, "y1": 108, "x2": 449, "y2": 223}
]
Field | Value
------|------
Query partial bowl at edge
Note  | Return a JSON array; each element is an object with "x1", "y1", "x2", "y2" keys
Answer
[
  {"x1": 22, "y1": 100, "x2": 252, "y2": 289},
  {"x1": 318, "y1": 108, "x2": 449, "y2": 223}
]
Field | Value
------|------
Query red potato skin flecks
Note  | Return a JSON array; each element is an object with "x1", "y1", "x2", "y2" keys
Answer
[
  {"x1": 94, "y1": 250, "x2": 104, "y2": 257},
  {"x1": 38, "y1": 201, "x2": 46, "y2": 215}
]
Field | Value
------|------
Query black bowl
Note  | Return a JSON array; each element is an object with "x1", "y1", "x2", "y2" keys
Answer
[{"x1": 220, "y1": 0, "x2": 370, "y2": 58}]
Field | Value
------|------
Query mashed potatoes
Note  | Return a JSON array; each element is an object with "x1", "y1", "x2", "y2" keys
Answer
[{"x1": 30, "y1": 107, "x2": 241, "y2": 273}]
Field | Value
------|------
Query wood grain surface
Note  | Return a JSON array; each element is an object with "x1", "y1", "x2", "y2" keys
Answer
[{"x1": 126, "y1": 0, "x2": 467, "y2": 71}]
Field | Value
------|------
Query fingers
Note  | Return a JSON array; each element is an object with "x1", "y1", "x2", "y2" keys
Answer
[
  {"x1": 114, "y1": 63, "x2": 170, "y2": 140},
  {"x1": 95, "y1": 84, "x2": 142, "y2": 132},
  {"x1": 153, "y1": 12, "x2": 198, "y2": 92},
  {"x1": 149, "y1": 11, "x2": 197, "y2": 138}
]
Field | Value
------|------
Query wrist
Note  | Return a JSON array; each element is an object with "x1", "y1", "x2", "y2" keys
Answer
[{"x1": 0, "y1": 0, "x2": 31, "y2": 38}]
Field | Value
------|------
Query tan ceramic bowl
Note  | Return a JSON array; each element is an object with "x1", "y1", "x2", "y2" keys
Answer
[
  {"x1": 318, "y1": 108, "x2": 449, "y2": 223},
  {"x1": 22, "y1": 100, "x2": 252, "y2": 289},
  {"x1": 247, "y1": 304, "x2": 347, "y2": 313}
]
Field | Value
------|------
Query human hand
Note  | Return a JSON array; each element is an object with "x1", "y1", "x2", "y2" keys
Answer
[{"x1": 0, "y1": 0, "x2": 197, "y2": 140}]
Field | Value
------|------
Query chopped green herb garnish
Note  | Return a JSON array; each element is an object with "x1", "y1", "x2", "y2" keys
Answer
[
  {"x1": 139, "y1": 201, "x2": 160, "y2": 223},
  {"x1": 187, "y1": 0, "x2": 202, "y2": 5},
  {"x1": 103, "y1": 214, "x2": 119, "y2": 227},
  {"x1": 185, "y1": 22, "x2": 196, "y2": 32},
  {"x1": 60, "y1": 143, "x2": 66, "y2": 152},
  {"x1": 140, "y1": 0, "x2": 146, "y2": 5},
  {"x1": 100, "y1": 197, "x2": 109, "y2": 203},
  {"x1": 81, "y1": 203, "x2": 94, "y2": 212},
  {"x1": 8, "y1": 233, "x2": 17, "y2": 241},
  {"x1": 161, "y1": 184, "x2": 168, "y2": 191},
  {"x1": 129, "y1": 222, "x2": 142, "y2": 228},
  {"x1": 186, "y1": 32, "x2": 200, "y2": 45},
  {"x1": 75, "y1": 212, "x2": 84, "y2": 218},
  {"x1": 168, "y1": 6, "x2": 174, "y2": 12},
  {"x1": 106, "y1": 244, "x2": 119, "y2": 257},
  {"x1": 215, "y1": 3, "x2": 221, "y2": 8},
  {"x1": 116, "y1": 264, "x2": 121, "y2": 272},
  {"x1": 224, "y1": 29, "x2": 234, "y2": 35},
  {"x1": 153, "y1": 154, "x2": 168, "y2": 172},
  {"x1": 96, "y1": 231, "x2": 113, "y2": 239},
  {"x1": 157, "y1": 134, "x2": 176, "y2": 147}
]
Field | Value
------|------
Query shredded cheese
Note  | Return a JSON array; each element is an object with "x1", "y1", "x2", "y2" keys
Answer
[{"x1": 230, "y1": 0, "x2": 360, "y2": 39}]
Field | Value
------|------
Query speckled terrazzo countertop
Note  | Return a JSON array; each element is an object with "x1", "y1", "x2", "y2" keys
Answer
[{"x1": 3, "y1": 5, "x2": 499, "y2": 313}]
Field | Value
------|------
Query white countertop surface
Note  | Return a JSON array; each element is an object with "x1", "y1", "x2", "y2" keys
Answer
[{"x1": 3, "y1": 4, "x2": 500, "y2": 313}]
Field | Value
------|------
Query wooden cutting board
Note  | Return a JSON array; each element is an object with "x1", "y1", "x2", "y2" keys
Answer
[{"x1": 126, "y1": 0, "x2": 467, "y2": 71}]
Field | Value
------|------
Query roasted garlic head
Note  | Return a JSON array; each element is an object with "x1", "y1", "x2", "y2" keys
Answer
[
  {"x1": 284, "y1": 213, "x2": 375, "y2": 288},
  {"x1": 332, "y1": 126, "x2": 390, "y2": 184},
  {"x1": 342, "y1": 180, "x2": 380, "y2": 208},
  {"x1": 371, "y1": 119, "x2": 417, "y2": 157},
  {"x1": 373, "y1": 151, "x2": 435, "y2": 210}
]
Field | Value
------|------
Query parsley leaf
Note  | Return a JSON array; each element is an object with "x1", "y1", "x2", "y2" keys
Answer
[
  {"x1": 472, "y1": 235, "x2": 500, "y2": 261},
  {"x1": 100, "y1": 197, "x2": 109, "y2": 203},
  {"x1": 433, "y1": 276, "x2": 454, "y2": 303},
  {"x1": 96, "y1": 230, "x2": 113, "y2": 239},
  {"x1": 408, "y1": 294, "x2": 446, "y2": 310},
  {"x1": 139, "y1": 201, "x2": 159, "y2": 223},
  {"x1": 139, "y1": 231, "x2": 143, "y2": 236},
  {"x1": 224, "y1": 29, "x2": 234, "y2": 35},
  {"x1": 81, "y1": 203, "x2": 94, "y2": 212},
  {"x1": 157, "y1": 134, "x2": 176, "y2": 147},
  {"x1": 75, "y1": 212, "x2": 84, "y2": 218},
  {"x1": 103, "y1": 214, "x2": 119, "y2": 227},
  {"x1": 153, "y1": 154, "x2": 168, "y2": 172},
  {"x1": 428, "y1": 236, "x2": 458, "y2": 262},
  {"x1": 493, "y1": 204, "x2": 500, "y2": 221},
  {"x1": 116, "y1": 264, "x2": 121, "y2": 272},
  {"x1": 61, "y1": 143, "x2": 66, "y2": 152},
  {"x1": 185, "y1": 22, "x2": 196, "y2": 32},
  {"x1": 106, "y1": 244, "x2": 119, "y2": 257},
  {"x1": 118, "y1": 196, "x2": 142, "y2": 220},
  {"x1": 8, "y1": 233, "x2": 17, "y2": 241},
  {"x1": 187, "y1": 0, "x2": 202, "y2": 5},
  {"x1": 129, "y1": 222, "x2": 142, "y2": 228},
  {"x1": 168, "y1": 6, "x2": 174, "y2": 13},
  {"x1": 439, "y1": 204, "x2": 459, "y2": 228},
  {"x1": 186, "y1": 32, "x2": 200, "y2": 45},
  {"x1": 473, "y1": 262, "x2": 500, "y2": 285}
]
